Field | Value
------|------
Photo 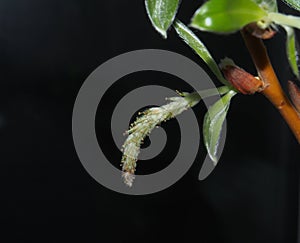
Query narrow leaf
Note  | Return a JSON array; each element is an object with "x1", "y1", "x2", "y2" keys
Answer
[
  {"x1": 173, "y1": 20, "x2": 229, "y2": 85},
  {"x1": 269, "y1": 12, "x2": 300, "y2": 30},
  {"x1": 283, "y1": 25, "x2": 299, "y2": 78},
  {"x1": 145, "y1": 0, "x2": 180, "y2": 38},
  {"x1": 203, "y1": 90, "x2": 236, "y2": 164},
  {"x1": 190, "y1": 0, "x2": 267, "y2": 33},
  {"x1": 281, "y1": 0, "x2": 300, "y2": 11}
]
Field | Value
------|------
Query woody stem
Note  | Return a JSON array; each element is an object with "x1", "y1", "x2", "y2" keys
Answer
[{"x1": 241, "y1": 28, "x2": 300, "y2": 143}]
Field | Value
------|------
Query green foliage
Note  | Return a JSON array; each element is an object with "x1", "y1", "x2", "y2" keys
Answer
[
  {"x1": 281, "y1": 0, "x2": 300, "y2": 11},
  {"x1": 143, "y1": 0, "x2": 300, "y2": 168},
  {"x1": 283, "y1": 26, "x2": 299, "y2": 78},
  {"x1": 173, "y1": 20, "x2": 229, "y2": 86},
  {"x1": 190, "y1": 0, "x2": 267, "y2": 33},
  {"x1": 268, "y1": 12, "x2": 300, "y2": 30},
  {"x1": 203, "y1": 90, "x2": 236, "y2": 163},
  {"x1": 145, "y1": 0, "x2": 180, "y2": 38}
]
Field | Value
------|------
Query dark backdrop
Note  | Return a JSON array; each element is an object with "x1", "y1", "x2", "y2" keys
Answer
[{"x1": 1, "y1": 0, "x2": 300, "y2": 242}]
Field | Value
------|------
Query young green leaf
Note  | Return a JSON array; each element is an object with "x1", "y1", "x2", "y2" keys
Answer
[
  {"x1": 281, "y1": 0, "x2": 300, "y2": 11},
  {"x1": 268, "y1": 12, "x2": 300, "y2": 30},
  {"x1": 145, "y1": 0, "x2": 180, "y2": 38},
  {"x1": 283, "y1": 26, "x2": 299, "y2": 78},
  {"x1": 190, "y1": 0, "x2": 267, "y2": 33},
  {"x1": 203, "y1": 90, "x2": 236, "y2": 164},
  {"x1": 173, "y1": 20, "x2": 229, "y2": 86}
]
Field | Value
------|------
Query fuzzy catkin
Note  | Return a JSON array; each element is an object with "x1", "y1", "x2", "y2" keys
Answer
[{"x1": 121, "y1": 96, "x2": 192, "y2": 187}]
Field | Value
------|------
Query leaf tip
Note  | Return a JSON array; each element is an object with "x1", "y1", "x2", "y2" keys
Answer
[
  {"x1": 153, "y1": 26, "x2": 168, "y2": 39},
  {"x1": 209, "y1": 153, "x2": 219, "y2": 165}
]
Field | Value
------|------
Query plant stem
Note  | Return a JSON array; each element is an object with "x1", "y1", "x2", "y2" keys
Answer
[
  {"x1": 241, "y1": 29, "x2": 300, "y2": 143},
  {"x1": 184, "y1": 86, "x2": 231, "y2": 105}
]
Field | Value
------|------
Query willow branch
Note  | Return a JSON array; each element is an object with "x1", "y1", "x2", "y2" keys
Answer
[{"x1": 241, "y1": 29, "x2": 300, "y2": 143}]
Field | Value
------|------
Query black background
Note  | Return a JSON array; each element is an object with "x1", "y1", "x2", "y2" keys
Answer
[{"x1": 1, "y1": 0, "x2": 300, "y2": 242}]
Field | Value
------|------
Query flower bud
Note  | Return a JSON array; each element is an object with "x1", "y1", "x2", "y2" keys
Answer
[{"x1": 220, "y1": 58, "x2": 264, "y2": 95}]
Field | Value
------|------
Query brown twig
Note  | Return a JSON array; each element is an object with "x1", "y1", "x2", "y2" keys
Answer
[{"x1": 241, "y1": 29, "x2": 300, "y2": 143}]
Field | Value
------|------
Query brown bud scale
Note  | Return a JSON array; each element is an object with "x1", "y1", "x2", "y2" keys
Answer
[
  {"x1": 221, "y1": 65, "x2": 264, "y2": 95},
  {"x1": 288, "y1": 80, "x2": 300, "y2": 113}
]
